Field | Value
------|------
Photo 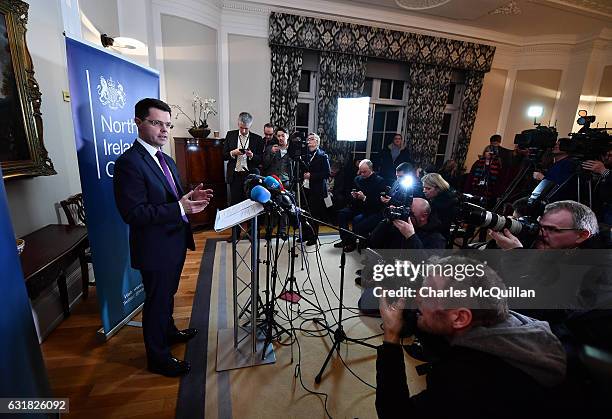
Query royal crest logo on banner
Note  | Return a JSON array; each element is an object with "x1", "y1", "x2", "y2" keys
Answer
[
  {"x1": 65, "y1": 36, "x2": 160, "y2": 336},
  {"x1": 97, "y1": 76, "x2": 126, "y2": 110}
]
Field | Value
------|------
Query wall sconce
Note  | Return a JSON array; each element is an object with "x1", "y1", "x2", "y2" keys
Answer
[
  {"x1": 527, "y1": 105, "x2": 543, "y2": 126},
  {"x1": 100, "y1": 34, "x2": 146, "y2": 53}
]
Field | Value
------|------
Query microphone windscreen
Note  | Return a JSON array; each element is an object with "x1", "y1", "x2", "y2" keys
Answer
[
  {"x1": 263, "y1": 176, "x2": 282, "y2": 190},
  {"x1": 270, "y1": 174, "x2": 285, "y2": 190},
  {"x1": 250, "y1": 185, "x2": 271, "y2": 204}
]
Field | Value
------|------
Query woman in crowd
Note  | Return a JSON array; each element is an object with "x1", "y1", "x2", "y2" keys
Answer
[
  {"x1": 301, "y1": 133, "x2": 331, "y2": 246},
  {"x1": 421, "y1": 173, "x2": 458, "y2": 240},
  {"x1": 464, "y1": 145, "x2": 503, "y2": 206}
]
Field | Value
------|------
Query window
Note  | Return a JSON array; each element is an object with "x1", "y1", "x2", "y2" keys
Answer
[
  {"x1": 295, "y1": 70, "x2": 317, "y2": 136},
  {"x1": 434, "y1": 82, "x2": 464, "y2": 167},
  {"x1": 352, "y1": 77, "x2": 407, "y2": 162}
]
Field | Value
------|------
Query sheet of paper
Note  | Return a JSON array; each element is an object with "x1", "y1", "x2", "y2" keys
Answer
[{"x1": 214, "y1": 199, "x2": 264, "y2": 232}]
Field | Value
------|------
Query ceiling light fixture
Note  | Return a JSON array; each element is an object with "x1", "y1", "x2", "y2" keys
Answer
[{"x1": 395, "y1": 0, "x2": 452, "y2": 11}]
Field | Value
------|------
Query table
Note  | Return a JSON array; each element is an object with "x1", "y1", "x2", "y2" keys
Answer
[{"x1": 19, "y1": 224, "x2": 90, "y2": 318}]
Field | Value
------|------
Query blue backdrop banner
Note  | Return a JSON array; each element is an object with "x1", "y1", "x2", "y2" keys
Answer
[
  {"x1": 0, "y1": 167, "x2": 50, "y2": 398},
  {"x1": 65, "y1": 36, "x2": 159, "y2": 335}
]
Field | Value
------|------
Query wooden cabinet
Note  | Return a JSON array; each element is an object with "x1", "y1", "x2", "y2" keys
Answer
[{"x1": 174, "y1": 137, "x2": 227, "y2": 229}]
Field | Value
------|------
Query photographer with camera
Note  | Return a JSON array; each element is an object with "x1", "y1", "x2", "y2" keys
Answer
[
  {"x1": 376, "y1": 255, "x2": 567, "y2": 419},
  {"x1": 377, "y1": 133, "x2": 412, "y2": 186},
  {"x1": 532, "y1": 140, "x2": 580, "y2": 203},
  {"x1": 335, "y1": 159, "x2": 386, "y2": 252},
  {"x1": 581, "y1": 148, "x2": 612, "y2": 225},
  {"x1": 489, "y1": 200, "x2": 601, "y2": 250},
  {"x1": 262, "y1": 127, "x2": 290, "y2": 186},
  {"x1": 380, "y1": 162, "x2": 423, "y2": 207},
  {"x1": 300, "y1": 133, "x2": 331, "y2": 246},
  {"x1": 422, "y1": 173, "x2": 459, "y2": 240}
]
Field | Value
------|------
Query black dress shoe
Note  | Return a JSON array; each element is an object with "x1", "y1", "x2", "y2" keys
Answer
[
  {"x1": 333, "y1": 241, "x2": 344, "y2": 248},
  {"x1": 306, "y1": 239, "x2": 317, "y2": 246},
  {"x1": 168, "y1": 328, "x2": 198, "y2": 345},
  {"x1": 355, "y1": 277, "x2": 362, "y2": 286},
  {"x1": 148, "y1": 357, "x2": 191, "y2": 377}
]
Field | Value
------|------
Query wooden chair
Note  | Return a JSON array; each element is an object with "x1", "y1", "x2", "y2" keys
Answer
[{"x1": 60, "y1": 193, "x2": 94, "y2": 298}]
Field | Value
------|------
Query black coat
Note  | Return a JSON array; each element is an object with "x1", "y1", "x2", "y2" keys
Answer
[
  {"x1": 376, "y1": 343, "x2": 557, "y2": 419},
  {"x1": 354, "y1": 173, "x2": 387, "y2": 214},
  {"x1": 113, "y1": 140, "x2": 194, "y2": 270},
  {"x1": 304, "y1": 148, "x2": 331, "y2": 199},
  {"x1": 378, "y1": 147, "x2": 412, "y2": 184},
  {"x1": 430, "y1": 189, "x2": 459, "y2": 239},
  {"x1": 222, "y1": 129, "x2": 264, "y2": 183}
]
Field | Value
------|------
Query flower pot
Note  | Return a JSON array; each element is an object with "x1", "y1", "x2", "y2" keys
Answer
[{"x1": 188, "y1": 127, "x2": 211, "y2": 139}]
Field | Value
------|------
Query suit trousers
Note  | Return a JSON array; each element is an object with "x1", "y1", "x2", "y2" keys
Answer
[
  {"x1": 140, "y1": 251, "x2": 186, "y2": 363},
  {"x1": 337, "y1": 207, "x2": 383, "y2": 244},
  {"x1": 229, "y1": 171, "x2": 250, "y2": 205}
]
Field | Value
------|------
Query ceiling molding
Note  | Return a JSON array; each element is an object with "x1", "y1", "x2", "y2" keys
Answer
[
  {"x1": 225, "y1": 0, "x2": 611, "y2": 48},
  {"x1": 533, "y1": 0, "x2": 612, "y2": 20}
]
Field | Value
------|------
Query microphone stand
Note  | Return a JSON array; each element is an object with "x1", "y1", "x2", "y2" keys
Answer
[
  {"x1": 260, "y1": 207, "x2": 292, "y2": 360},
  {"x1": 292, "y1": 209, "x2": 378, "y2": 384}
]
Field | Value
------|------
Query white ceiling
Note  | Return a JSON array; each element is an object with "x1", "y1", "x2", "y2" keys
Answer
[{"x1": 321, "y1": 0, "x2": 611, "y2": 37}]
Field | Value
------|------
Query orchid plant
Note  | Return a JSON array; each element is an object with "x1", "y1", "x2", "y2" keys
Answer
[{"x1": 171, "y1": 93, "x2": 218, "y2": 129}]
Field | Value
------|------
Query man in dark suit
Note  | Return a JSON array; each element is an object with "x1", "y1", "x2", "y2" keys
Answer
[
  {"x1": 114, "y1": 98, "x2": 212, "y2": 377},
  {"x1": 223, "y1": 112, "x2": 264, "y2": 206}
]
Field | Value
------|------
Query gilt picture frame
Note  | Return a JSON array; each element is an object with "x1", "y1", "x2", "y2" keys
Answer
[{"x1": 0, "y1": 0, "x2": 55, "y2": 179}]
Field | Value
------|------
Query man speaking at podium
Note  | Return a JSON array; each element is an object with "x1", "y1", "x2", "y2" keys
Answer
[{"x1": 114, "y1": 98, "x2": 212, "y2": 377}]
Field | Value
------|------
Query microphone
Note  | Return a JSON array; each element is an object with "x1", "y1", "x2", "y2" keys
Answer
[
  {"x1": 243, "y1": 174, "x2": 265, "y2": 195},
  {"x1": 270, "y1": 174, "x2": 285, "y2": 190},
  {"x1": 263, "y1": 175, "x2": 282, "y2": 191},
  {"x1": 250, "y1": 185, "x2": 282, "y2": 213}
]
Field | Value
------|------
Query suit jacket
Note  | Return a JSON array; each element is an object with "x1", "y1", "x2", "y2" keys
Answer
[
  {"x1": 223, "y1": 130, "x2": 264, "y2": 183},
  {"x1": 113, "y1": 140, "x2": 195, "y2": 271},
  {"x1": 304, "y1": 148, "x2": 331, "y2": 198}
]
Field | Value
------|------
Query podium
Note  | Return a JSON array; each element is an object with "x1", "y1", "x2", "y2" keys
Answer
[{"x1": 214, "y1": 201, "x2": 276, "y2": 371}]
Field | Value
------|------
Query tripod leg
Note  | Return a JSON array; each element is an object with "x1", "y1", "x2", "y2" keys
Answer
[{"x1": 314, "y1": 339, "x2": 341, "y2": 384}]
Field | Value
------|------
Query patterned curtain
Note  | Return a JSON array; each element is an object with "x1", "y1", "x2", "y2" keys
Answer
[
  {"x1": 269, "y1": 12, "x2": 495, "y2": 72},
  {"x1": 405, "y1": 63, "x2": 453, "y2": 167},
  {"x1": 453, "y1": 71, "x2": 486, "y2": 170},
  {"x1": 317, "y1": 51, "x2": 367, "y2": 162},
  {"x1": 269, "y1": 45, "x2": 303, "y2": 132}
]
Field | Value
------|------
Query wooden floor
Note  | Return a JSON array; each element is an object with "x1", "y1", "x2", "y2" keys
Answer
[{"x1": 40, "y1": 229, "x2": 227, "y2": 419}]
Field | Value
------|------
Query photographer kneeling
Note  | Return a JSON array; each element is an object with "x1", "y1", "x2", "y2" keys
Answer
[{"x1": 376, "y1": 256, "x2": 566, "y2": 419}]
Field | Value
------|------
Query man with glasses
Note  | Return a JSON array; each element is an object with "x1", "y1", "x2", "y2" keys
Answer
[
  {"x1": 489, "y1": 200, "x2": 600, "y2": 250},
  {"x1": 114, "y1": 98, "x2": 213, "y2": 377},
  {"x1": 223, "y1": 112, "x2": 264, "y2": 206}
]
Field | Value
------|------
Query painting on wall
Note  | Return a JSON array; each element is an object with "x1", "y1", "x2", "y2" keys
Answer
[{"x1": 0, "y1": 0, "x2": 55, "y2": 179}]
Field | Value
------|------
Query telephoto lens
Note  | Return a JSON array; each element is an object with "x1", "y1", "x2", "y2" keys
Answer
[{"x1": 455, "y1": 202, "x2": 540, "y2": 237}]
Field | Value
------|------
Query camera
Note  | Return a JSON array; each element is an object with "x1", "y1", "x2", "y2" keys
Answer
[
  {"x1": 383, "y1": 205, "x2": 411, "y2": 222},
  {"x1": 514, "y1": 125, "x2": 558, "y2": 162},
  {"x1": 454, "y1": 203, "x2": 539, "y2": 237},
  {"x1": 288, "y1": 131, "x2": 308, "y2": 158},
  {"x1": 239, "y1": 148, "x2": 247, "y2": 154},
  {"x1": 460, "y1": 193, "x2": 487, "y2": 208},
  {"x1": 557, "y1": 112, "x2": 612, "y2": 160}
]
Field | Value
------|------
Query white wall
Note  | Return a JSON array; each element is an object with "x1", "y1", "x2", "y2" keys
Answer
[
  {"x1": 161, "y1": 14, "x2": 220, "y2": 138},
  {"x1": 6, "y1": 0, "x2": 81, "y2": 237},
  {"x1": 227, "y1": 34, "x2": 270, "y2": 136}
]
